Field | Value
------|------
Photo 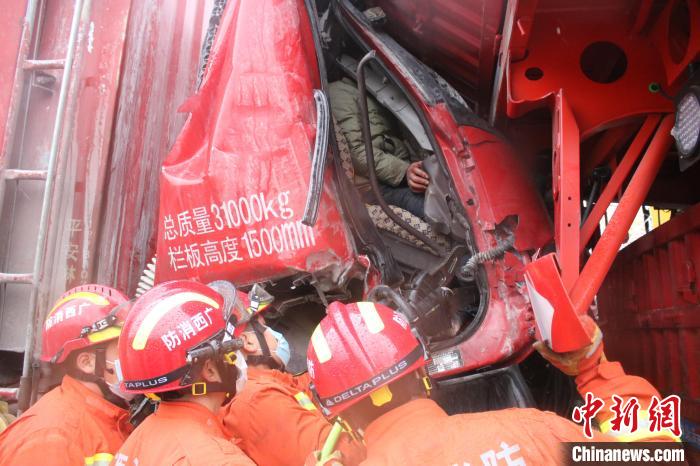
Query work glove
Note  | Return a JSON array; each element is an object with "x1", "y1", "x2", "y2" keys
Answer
[
  {"x1": 304, "y1": 450, "x2": 343, "y2": 466},
  {"x1": 533, "y1": 315, "x2": 605, "y2": 376}
]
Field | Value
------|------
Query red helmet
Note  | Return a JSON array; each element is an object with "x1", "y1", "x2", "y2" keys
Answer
[
  {"x1": 40, "y1": 285, "x2": 129, "y2": 363},
  {"x1": 306, "y1": 301, "x2": 426, "y2": 416},
  {"x1": 118, "y1": 280, "x2": 240, "y2": 394}
]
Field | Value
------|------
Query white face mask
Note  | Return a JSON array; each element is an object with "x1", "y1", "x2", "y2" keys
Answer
[
  {"x1": 108, "y1": 359, "x2": 136, "y2": 402},
  {"x1": 267, "y1": 328, "x2": 291, "y2": 368},
  {"x1": 107, "y1": 380, "x2": 136, "y2": 402}
]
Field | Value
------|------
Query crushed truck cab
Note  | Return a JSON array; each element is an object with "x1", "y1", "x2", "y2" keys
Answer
[{"x1": 154, "y1": 0, "x2": 551, "y2": 384}]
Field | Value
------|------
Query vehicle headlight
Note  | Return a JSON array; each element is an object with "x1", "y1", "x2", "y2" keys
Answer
[{"x1": 672, "y1": 88, "x2": 700, "y2": 159}]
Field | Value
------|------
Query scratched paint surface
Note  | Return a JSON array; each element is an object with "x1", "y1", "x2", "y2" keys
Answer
[{"x1": 155, "y1": 0, "x2": 354, "y2": 285}]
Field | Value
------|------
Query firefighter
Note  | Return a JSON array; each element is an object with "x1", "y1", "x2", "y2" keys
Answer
[
  {"x1": 112, "y1": 280, "x2": 254, "y2": 466},
  {"x1": 0, "y1": 285, "x2": 133, "y2": 466},
  {"x1": 220, "y1": 285, "x2": 366, "y2": 466},
  {"x1": 306, "y1": 301, "x2": 678, "y2": 465}
]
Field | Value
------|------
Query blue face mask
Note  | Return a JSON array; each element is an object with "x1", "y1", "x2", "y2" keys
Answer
[{"x1": 268, "y1": 328, "x2": 291, "y2": 368}]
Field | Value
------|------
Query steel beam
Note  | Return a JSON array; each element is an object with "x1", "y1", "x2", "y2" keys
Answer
[
  {"x1": 571, "y1": 114, "x2": 674, "y2": 314},
  {"x1": 579, "y1": 115, "x2": 661, "y2": 252},
  {"x1": 552, "y1": 92, "x2": 580, "y2": 290}
]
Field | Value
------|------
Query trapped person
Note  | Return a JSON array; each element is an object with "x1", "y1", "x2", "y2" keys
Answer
[
  {"x1": 306, "y1": 302, "x2": 678, "y2": 466},
  {"x1": 220, "y1": 286, "x2": 365, "y2": 466},
  {"x1": 0, "y1": 285, "x2": 133, "y2": 466},
  {"x1": 329, "y1": 78, "x2": 429, "y2": 218},
  {"x1": 112, "y1": 280, "x2": 254, "y2": 466}
]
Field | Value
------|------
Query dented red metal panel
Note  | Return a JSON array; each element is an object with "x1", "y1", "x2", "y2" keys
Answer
[
  {"x1": 458, "y1": 125, "x2": 552, "y2": 252},
  {"x1": 430, "y1": 106, "x2": 549, "y2": 373},
  {"x1": 598, "y1": 204, "x2": 700, "y2": 424},
  {"x1": 366, "y1": 0, "x2": 505, "y2": 112},
  {"x1": 154, "y1": 0, "x2": 354, "y2": 286},
  {"x1": 338, "y1": 3, "x2": 552, "y2": 375}
]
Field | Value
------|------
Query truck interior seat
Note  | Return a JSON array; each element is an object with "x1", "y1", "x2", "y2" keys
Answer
[{"x1": 332, "y1": 117, "x2": 449, "y2": 252}]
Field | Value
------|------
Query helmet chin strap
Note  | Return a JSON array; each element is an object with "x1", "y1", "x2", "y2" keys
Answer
[
  {"x1": 69, "y1": 347, "x2": 127, "y2": 408},
  {"x1": 188, "y1": 357, "x2": 240, "y2": 401}
]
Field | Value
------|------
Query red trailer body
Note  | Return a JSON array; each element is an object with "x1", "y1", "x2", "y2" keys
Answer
[
  {"x1": 0, "y1": 1, "x2": 697, "y2": 450},
  {"x1": 598, "y1": 204, "x2": 700, "y2": 433}
]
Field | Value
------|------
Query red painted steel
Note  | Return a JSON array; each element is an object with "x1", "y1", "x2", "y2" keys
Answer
[
  {"x1": 497, "y1": 1, "x2": 696, "y2": 332},
  {"x1": 650, "y1": 0, "x2": 700, "y2": 87},
  {"x1": 524, "y1": 253, "x2": 590, "y2": 352},
  {"x1": 579, "y1": 115, "x2": 661, "y2": 252},
  {"x1": 0, "y1": 0, "x2": 132, "y2": 352},
  {"x1": 505, "y1": 1, "x2": 674, "y2": 138},
  {"x1": 581, "y1": 124, "x2": 632, "y2": 179},
  {"x1": 55, "y1": 0, "x2": 132, "y2": 290},
  {"x1": 0, "y1": 0, "x2": 29, "y2": 166},
  {"x1": 552, "y1": 92, "x2": 580, "y2": 290},
  {"x1": 154, "y1": 0, "x2": 355, "y2": 286},
  {"x1": 598, "y1": 203, "x2": 700, "y2": 423},
  {"x1": 339, "y1": 3, "x2": 552, "y2": 375},
  {"x1": 571, "y1": 115, "x2": 675, "y2": 315},
  {"x1": 457, "y1": 126, "x2": 552, "y2": 252}
]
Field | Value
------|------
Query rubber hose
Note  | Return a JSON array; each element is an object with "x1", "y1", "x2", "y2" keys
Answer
[{"x1": 460, "y1": 235, "x2": 515, "y2": 278}]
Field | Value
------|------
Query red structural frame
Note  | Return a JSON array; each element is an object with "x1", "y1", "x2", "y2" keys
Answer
[{"x1": 496, "y1": 0, "x2": 696, "y2": 318}]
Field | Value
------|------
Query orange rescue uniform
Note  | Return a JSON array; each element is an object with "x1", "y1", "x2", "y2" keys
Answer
[
  {"x1": 221, "y1": 367, "x2": 365, "y2": 466},
  {"x1": 361, "y1": 398, "x2": 606, "y2": 465},
  {"x1": 575, "y1": 359, "x2": 676, "y2": 441},
  {"x1": 0, "y1": 375, "x2": 130, "y2": 466},
  {"x1": 113, "y1": 401, "x2": 254, "y2": 466},
  {"x1": 359, "y1": 361, "x2": 675, "y2": 465}
]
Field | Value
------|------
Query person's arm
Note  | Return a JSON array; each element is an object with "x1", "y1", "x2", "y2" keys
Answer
[
  {"x1": 340, "y1": 119, "x2": 409, "y2": 186},
  {"x1": 237, "y1": 387, "x2": 364, "y2": 466},
  {"x1": 329, "y1": 81, "x2": 409, "y2": 187},
  {"x1": 534, "y1": 316, "x2": 678, "y2": 442},
  {"x1": 574, "y1": 360, "x2": 676, "y2": 441}
]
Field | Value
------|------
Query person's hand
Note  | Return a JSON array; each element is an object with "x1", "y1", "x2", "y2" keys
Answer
[
  {"x1": 532, "y1": 315, "x2": 605, "y2": 376},
  {"x1": 406, "y1": 161, "x2": 430, "y2": 193},
  {"x1": 304, "y1": 450, "x2": 343, "y2": 466}
]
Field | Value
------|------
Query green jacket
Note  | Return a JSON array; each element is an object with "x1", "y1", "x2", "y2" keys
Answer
[{"x1": 328, "y1": 78, "x2": 409, "y2": 187}]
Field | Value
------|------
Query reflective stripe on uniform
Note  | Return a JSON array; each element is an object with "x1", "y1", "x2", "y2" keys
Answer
[
  {"x1": 599, "y1": 410, "x2": 681, "y2": 442},
  {"x1": 84, "y1": 452, "x2": 114, "y2": 466},
  {"x1": 294, "y1": 391, "x2": 317, "y2": 411}
]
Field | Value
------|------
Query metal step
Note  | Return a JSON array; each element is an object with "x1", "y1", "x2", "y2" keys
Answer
[
  {"x1": 0, "y1": 0, "x2": 87, "y2": 413},
  {"x1": 0, "y1": 273, "x2": 33, "y2": 284},
  {"x1": 3, "y1": 169, "x2": 48, "y2": 181},
  {"x1": 23, "y1": 59, "x2": 65, "y2": 71}
]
